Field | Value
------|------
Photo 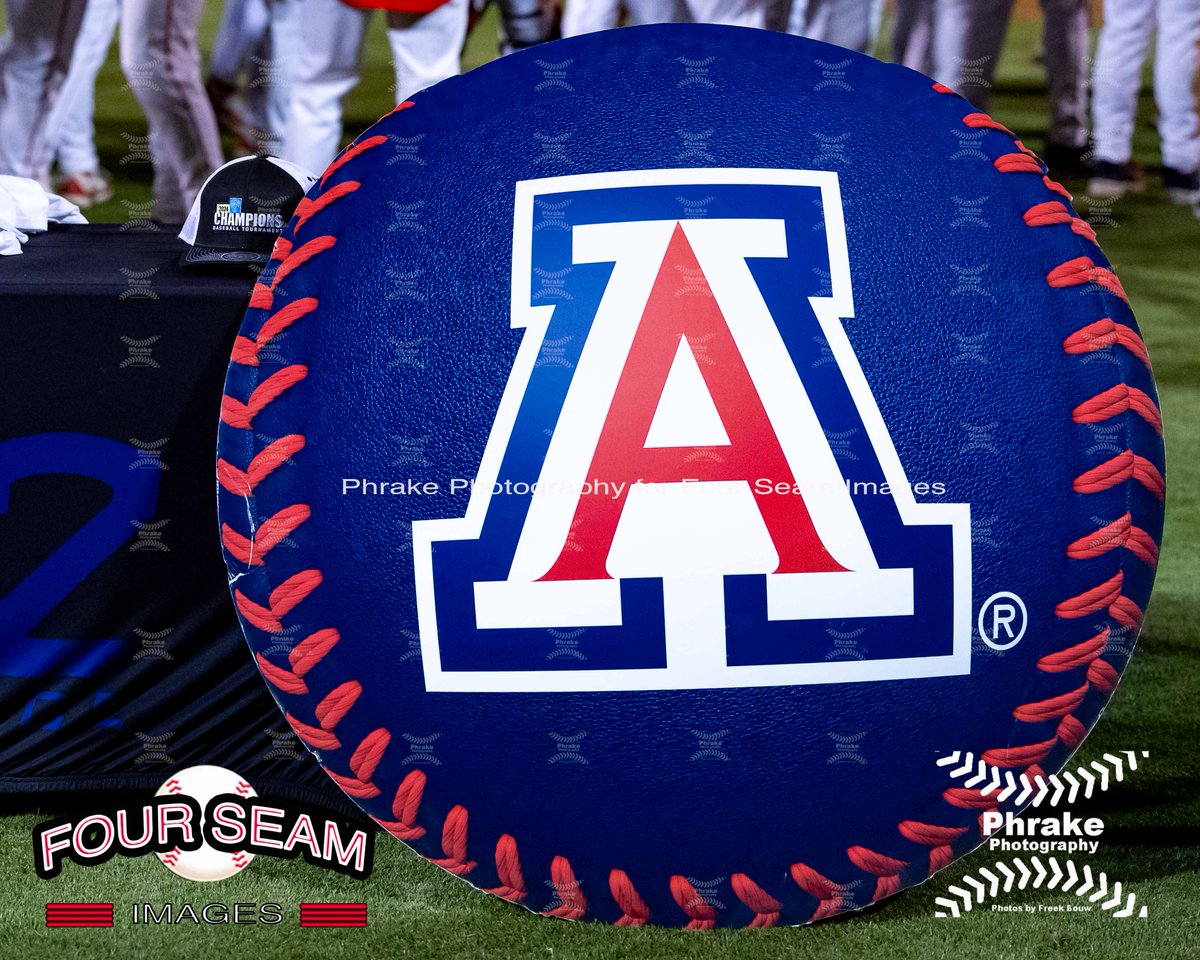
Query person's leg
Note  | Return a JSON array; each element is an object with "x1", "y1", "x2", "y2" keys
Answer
[
  {"x1": 561, "y1": 0, "x2": 623, "y2": 35},
  {"x1": 120, "y1": 0, "x2": 224, "y2": 221},
  {"x1": 1090, "y1": 0, "x2": 1153, "y2": 167},
  {"x1": 46, "y1": 0, "x2": 119, "y2": 180},
  {"x1": 0, "y1": 0, "x2": 87, "y2": 179},
  {"x1": 954, "y1": 0, "x2": 1014, "y2": 111},
  {"x1": 209, "y1": 0, "x2": 271, "y2": 86},
  {"x1": 385, "y1": 0, "x2": 469, "y2": 104},
  {"x1": 496, "y1": 0, "x2": 551, "y2": 53},
  {"x1": 684, "y1": 0, "x2": 768, "y2": 29},
  {"x1": 282, "y1": 0, "x2": 370, "y2": 173},
  {"x1": 1040, "y1": 0, "x2": 1090, "y2": 150},
  {"x1": 258, "y1": 0, "x2": 303, "y2": 154},
  {"x1": 626, "y1": 0, "x2": 689, "y2": 26},
  {"x1": 892, "y1": 0, "x2": 934, "y2": 75},
  {"x1": 793, "y1": 0, "x2": 874, "y2": 54},
  {"x1": 930, "y1": 0, "x2": 972, "y2": 90},
  {"x1": 1154, "y1": 0, "x2": 1200, "y2": 188}
]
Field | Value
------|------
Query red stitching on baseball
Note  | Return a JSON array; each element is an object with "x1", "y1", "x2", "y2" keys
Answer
[
  {"x1": 847, "y1": 846, "x2": 907, "y2": 900},
  {"x1": 1072, "y1": 384, "x2": 1162, "y2": 433},
  {"x1": 294, "y1": 182, "x2": 360, "y2": 232},
  {"x1": 217, "y1": 435, "x2": 305, "y2": 498},
  {"x1": 1011, "y1": 683, "x2": 1089, "y2": 722},
  {"x1": 324, "y1": 728, "x2": 389, "y2": 798},
  {"x1": 731, "y1": 873, "x2": 782, "y2": 928},
  {"x1": 220, "y1": 365, "x2": 308, "y2": 429},
  {"x1": 287, "y1": 712, "x2": 340, "y2": 750},
  {"x1": 222, "y1": 504, "x2": 310, "y2": 567},
  {"x1": 1055, "y1": 571, "x2": 1124, "y2": 619},
  {"x1": 609, "y1": 869, "x2": 649, "y2": 925},
  {"x1": 1073, "y1": 450, "x2": 1165, "y2": 499},
  {"x1": 789, "y1": 862, "x2": 845, "y2": 921},
  {"x1": 1066, "y1": 514, "x2": 1159, "y2": 566},
  {"x1": 231, "y1": 298, "x2": 319, "y2": 367},
  {"x1": 1087, "y1": 658, "x2": 1120, "y2": 691},
  {"x1": 897, "y1": 821, "x2": 967, "y2": 872},
  {"x1": 1047, "y1": 256, "x2": 1129, "y2": 302},
  {"x1": 234, "y1": 569, "x2": 322, "y2": 632},
  {"x1": 669, "y1": 875, "x2": 716, "y2": 929},
  {"x1": 942, "y1": 785, "x2": 1001, "y2": 811},
  {"x1": 543, "y1": 856, "x2": 587, "y2": 920},
  {"x1": 486, "y1": 835, "x2": 527, "y2": 901},
  {"x1": 431, "y1": 805, "x2": 476, "y2": 875},
  {"x1": 272, "y1": 237, "x2": 336, "y2": 291},
  {"x1": 374, "y1": 769, "x2": 427, "y2": 840},
  {"x1": 1023, "y1": 200, "x2": 1097, "y2": 243},
  {"x1": 1036, "y1": 627, "x2": 1109, "y2": 672},
  {"x1": 320, "y1": 134, "x2": 389, "y2": 187},
  {"x1": 1062, "y1": 318, "x2": 1151, "y2": 368},
  {"x1": 994, "y1": 152, "x2": 1042, "y2": 174}
]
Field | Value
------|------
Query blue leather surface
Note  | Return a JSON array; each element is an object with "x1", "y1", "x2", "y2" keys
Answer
[{"x1": 217, "y1": 24, "x2": 1164, "y2": 926}]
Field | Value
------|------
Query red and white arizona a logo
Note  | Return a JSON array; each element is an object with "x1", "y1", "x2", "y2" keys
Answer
[{"x1": 413, "y1": 169, "x2": 970, "y2": 692}]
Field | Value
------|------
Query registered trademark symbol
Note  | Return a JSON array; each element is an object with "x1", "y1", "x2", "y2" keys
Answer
[{"x1": 978, "y1": 592, "x2": 1027, "y2": 650}]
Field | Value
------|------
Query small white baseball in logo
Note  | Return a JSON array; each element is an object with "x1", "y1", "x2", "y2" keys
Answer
[{"x1": 155, "y1": 765, "x2": 255, "y2": 881}]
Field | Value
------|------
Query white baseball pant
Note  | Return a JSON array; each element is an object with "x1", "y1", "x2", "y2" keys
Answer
[
  {"x1": 43, "y1": 0, "x2": 120, "y2": 178},
  {"x1": 209, "y1": 0, "x2": 271, "y2": 86},
  {"x1": 210, "y1": 0, "x2": 301, "y2": 152},
  {"x1": 562, "y1": 0, "x2": 686, "y2": 36},
  {"x1": 788, "y1": 0, "x2": 884, "y2": 55},
  {"x1": 897, "y1": 0, "x2": 992, "y2": 93},
  {"x1": 282, "y1": 0, "x2": 468, "y2": 175},
  {"x1": 1092, "y1": 0, "x2": 1200, "y2": 172},
  {"x1": 120, "y1": 0, "x2": 224, "y2": 221},
  {"x1": 0, "y1": 0, "x2": 87, "y2": 179}
]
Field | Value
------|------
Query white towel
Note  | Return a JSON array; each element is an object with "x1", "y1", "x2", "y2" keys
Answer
[{"x1": 0, "y1": 175, "x2": 88, "y2": 256}]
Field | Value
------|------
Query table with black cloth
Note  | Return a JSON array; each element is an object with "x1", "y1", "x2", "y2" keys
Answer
[{"x1": 0, "y1": 224, "x2": 351, "y2": 813}]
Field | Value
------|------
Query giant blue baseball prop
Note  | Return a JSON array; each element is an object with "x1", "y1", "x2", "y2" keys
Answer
[{"x1": 217, "y1": 25, "x2": 1164, "y2": 927}]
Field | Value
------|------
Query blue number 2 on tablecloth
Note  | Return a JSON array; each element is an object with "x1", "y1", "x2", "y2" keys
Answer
[{"x1": 0, "y1": 434, "x2": 160, "y2": 729}]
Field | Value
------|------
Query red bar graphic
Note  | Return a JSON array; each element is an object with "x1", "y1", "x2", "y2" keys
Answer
[
  {"x1": 46, "y1": 902, "x2": 114, "y2": 928},
  {"x1": 299, "y1": 902, "x2": 368, "y2": 927}
]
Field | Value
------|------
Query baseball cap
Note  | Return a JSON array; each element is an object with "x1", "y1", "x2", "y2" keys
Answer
[{"x1": 179, "y1": 155, "x2": 317, "y2": 268}]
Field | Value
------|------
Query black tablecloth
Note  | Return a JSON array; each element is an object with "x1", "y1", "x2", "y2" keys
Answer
[{"x1": 0, "y1": 224, "x2": 350, "y2": 812}]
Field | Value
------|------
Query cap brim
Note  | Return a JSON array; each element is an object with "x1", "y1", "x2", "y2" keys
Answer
[{"x1": 180, "y1": 245, "x2": 270, "y2": 268}]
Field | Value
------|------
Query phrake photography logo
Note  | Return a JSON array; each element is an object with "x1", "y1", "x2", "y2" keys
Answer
[{"x1": 932, "y1": 750, "x2": 1150, "y2": 920}]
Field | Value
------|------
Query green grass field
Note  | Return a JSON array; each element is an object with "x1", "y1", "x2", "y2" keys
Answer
[{"x1": 1, "y1": 8, "x2": 1197, "y2": 959}]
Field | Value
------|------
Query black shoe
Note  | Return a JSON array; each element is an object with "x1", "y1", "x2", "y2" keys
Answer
[
  {"x1": 1162, "y1": 166, "x2": 1199, "y2": 204},
  {"x1": 1087, "y1": 160, "x2": 1146, "y2": 199},
  {"x1": 1042, "y1": 142, "x2": 1089, "y2": 179}
]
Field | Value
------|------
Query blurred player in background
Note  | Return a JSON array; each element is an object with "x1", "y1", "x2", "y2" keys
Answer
[
  {"x1": 0, "y1": 0, "x2": 219, "y2": 219},
  {"x1": 954, "y1": 0, "x2": 1090, "y2": 176},
  {"x1": 890, "y1": 0, "x2": 968, "y2": 88},
  {"x1": 282, "y1": 0, "x2": 469, "y2": 174},
  {"x1": 121, "y1": 0, "x2": 223, "y2": 221},
  {"x1": 788, "y1": 0, "x2": 884, "y2": 56},
  {"x1": 562, "y1": 0, "x2": 778, "y2": 35},
  {"x1": 562, "y1": 0, "x2": 683, "y2": 35},
  {"x1": 476, "y1": 0, "x2": 555, "y2": 52},
  {"x1": 0, "y1": 0, "x2": 87, "y2": 181},
  {"x1": 45, "y1": 0, "x2": 118, "y2": 206},
  {"x1": 206, "y1": 0, "x2": 301, "y2": 155},
  {"x1": 1088, "y1": 0, "x2": 1200, "y2": 202}
]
